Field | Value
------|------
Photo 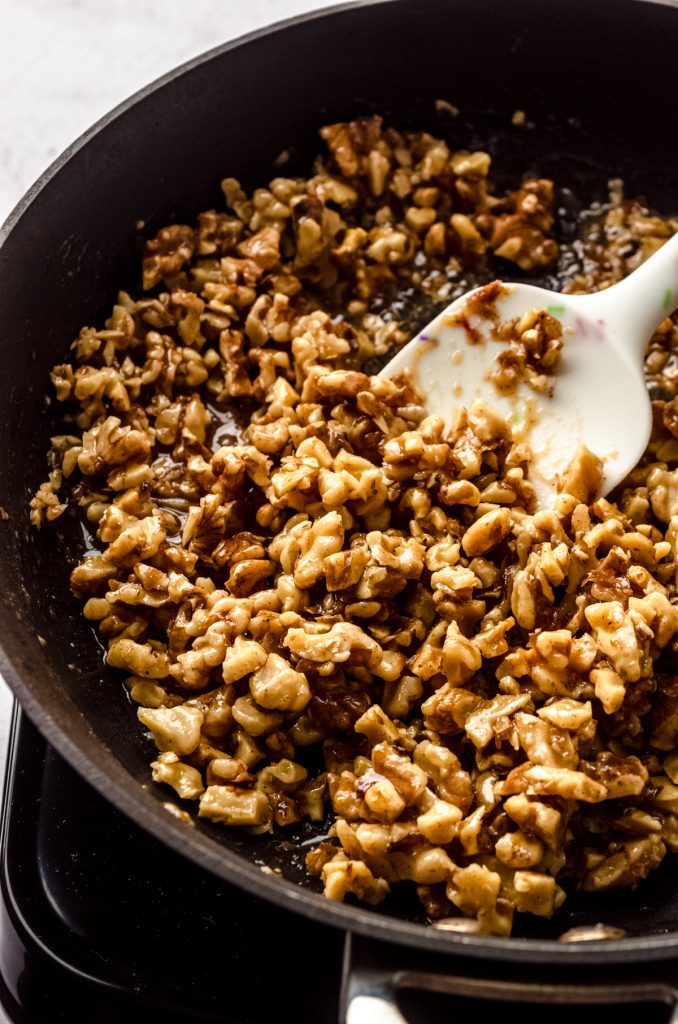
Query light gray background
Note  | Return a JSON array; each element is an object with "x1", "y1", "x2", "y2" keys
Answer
[{"x1": 0, "y1": 1, "x2": 337, "y2": 1014}]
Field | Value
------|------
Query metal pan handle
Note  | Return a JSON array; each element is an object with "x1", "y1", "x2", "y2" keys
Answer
[{"x1": 341, "y1": 932, "x2": 678, "y2": 1023}]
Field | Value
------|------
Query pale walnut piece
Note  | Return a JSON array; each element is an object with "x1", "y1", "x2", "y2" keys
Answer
[
  {"x1": 559, "y1": 444, "x2": 603, "y2": 504},
  {"x1": 31, "y1": 115, "x2": 678, "y2": 936}
]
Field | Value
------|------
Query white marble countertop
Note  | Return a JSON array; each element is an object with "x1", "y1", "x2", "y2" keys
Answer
[{"x1": 0, "y1": 3, "x2": 337, "y2": 1015}]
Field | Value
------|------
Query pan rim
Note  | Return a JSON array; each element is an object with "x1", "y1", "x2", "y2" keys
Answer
[{"x1": 2, "y1": 0, "x2": 678, "y2": 966}]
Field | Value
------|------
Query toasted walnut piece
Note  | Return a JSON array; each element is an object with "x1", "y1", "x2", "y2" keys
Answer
[
  {"x1": 248, "y1": 418, "x2": 290, "y2": 454},
  {"x1": 648, "y1": 775, "x2": 678, "y2": 815},
  {"x1": 558, "y1": 444, "x2": 603, "y2": 503},
  {"x1": 229, "y1": 729, "x2": 265, "y2": 769},
  {"x1": 284, "y1": 621, "x2": 382, "y2": 669},
  {"x1": 439, "y1": 480, "x2": 480, "y2": 507},
  {"x1": 417, "y1": 796, "x2": 462, "y2": 845},
  {"x1": 414, "y1": 741, "x2": 473, "y2": 812},
  {"x1": 30, "y1": 470, "x2": 66, "y2": 526},
  {"x1": 464, "y1": 693, "x2": 532, "y2": 748},
  {"x1": 143, "y1": 225, "x2": 195, "y2": 289},
  {"x1": 222, "y1": 637, "x2": 268, "y2": 685},
  {"x1": 512, "y1": 872, "x2": 565, "y2": 917},
  {"x1": 108, "y1": 639, "x2": 170, "y2": 679},
  {"x1": 582, "y1": 835, "x2": 666, "y2": 892},
  {"x1": 323, "y1": 546, "x2": 371, "y2": 591},
  {"x1": 138, "y1": 705, "x2": 203, "y2": 756},
  {"x1": 393, "y1": 846, "x2": 457, "y2": 885},
  {"x1": 83, "y1": 596, "x2": 111, "y2": 620},
  {"x1": 151, "y1": 752, "x2": 205, "y2": 799},
  {"x1": 584, "y1": 601, "x2": 642, "y2": 682},
  {"x1": 425, "y1": 539, "x2": 460, "y2": 572},
  {"x1": 294, "y1": 510, "x2": 345, "y2": 588},
  {"x1": 441, "y1": 621, "x2": 482, "y2": 685},
  {"x1": 475, "y1": 617, "x2": 515, "y2": 658},
  {"x1": 362, "y1": 776, "x2": 406, "y2": 823},
  {"x1": 537, "y1": 699, "x2": 592, "y2": 731},
  {"x1": 174, "y1": 622, "x2": 228, "y2": 690},
  {"x1": 227, "y1": 558, "x2": 275, "y2": 597},
  {"x1": 306, "y1": 842, "x2": 340, "y2": 877},
  {"x1": 451, "y1": 149, "x2": 491, "y2": 177},
  {"x1": 207, "y1": 757, "x2": 251, "y2": 786},
  {"x1": 590, "y1": 665, "x2": 626, "y2": 714},
  {"x1": 231, "y1": 695, "x2": 285, "y2": 737},
  {"x1": 647, "y1": 467, "x2": 678, "y2": 523},
  {"x1": 459, "y1": 810, "x2": 488, "y2": 858},
  {"x1": 296, "y1": 774, "x2": 327, "y2": 821},
  {"x1": 185, "y1": 685, "x2": 234, "y2": 738},
  {"x1": 462, "y1": 507, "x2": 511, "y2": 556},
  {"x1": 498, "y1": 763, "x2": 607, "y2": 802},
  {"x1": 322, "y1": 854, "x2": 390, "y2": 905},
  {"x1": 446, "y1": 864, "x2": 512, "y2": 936},
  {"x1": 581, "y1": 753, "x2": 648, "y2": 799},
  {"x1": 382, "y1": 675, "x2": 424, "y2": 719},
  {"x1": 509, "y1": 565, "x2": 538, "y2": 630},
  {"x1": 249, "y1": 653, "x2": 311, "y2": 713},
  {"x1": 630, "y1": 591, "x2": 678, "y2": 648},
  {"x1": 129, "y1": 679, "x2": 184, "y2": 709},
  {"x1": 257, "y1": 758, "x2": 307, "y2": 792},
  {"x1": 514, "y1": 712, "x2": 577, "y2": 769},
  {"x1": 105, "y1": 517, "x2": 166, "y2": 566},
  {"x1": 354, "y1": 705, "x2": 400, "y2": 747},
  {"x1": 495, "y1": 830, "x2": 545, "y2": 868},
  {"x1": 650, "y1": 679, "x2": 678, "y2": 751},
  {"x1": 199, "y1": 785, "x2": 272, "y2": 827},
  {"x1": 371, "y1": 743, "x2": 428, "y2": 806},
  {"x1": 503, "y1": 794, "x2": 562, "y2": 850}
]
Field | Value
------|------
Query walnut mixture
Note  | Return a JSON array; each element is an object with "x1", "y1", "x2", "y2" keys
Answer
[{"x1": 31, "y1": 116, "x2": 678, "y2": 936}]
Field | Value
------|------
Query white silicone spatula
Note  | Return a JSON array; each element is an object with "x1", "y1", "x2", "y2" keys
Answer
[{"x1": 381, "y1": 232, "x2": 678, "y2": 505}]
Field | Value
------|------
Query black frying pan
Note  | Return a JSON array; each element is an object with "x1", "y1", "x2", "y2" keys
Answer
[{"x1": 1, "y1": 0, "x2": 678, "y2": 1018}]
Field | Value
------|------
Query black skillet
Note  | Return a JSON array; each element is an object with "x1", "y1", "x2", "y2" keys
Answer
[{"x1": 1, "y1": 0, "x2": 678, "y2": 1019}]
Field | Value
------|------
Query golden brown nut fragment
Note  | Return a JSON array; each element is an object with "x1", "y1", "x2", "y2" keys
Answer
[
  {"x1": 108, "y1": 639, "x2": 170, "y2": 679},
  {"x1": 151, "y1": 752, "x2": 205, "y2": 799},
  {"x1": 138, "y1": 706, "x2": 203, "y2": 756},
  {"x1": 559, "y1": 444, "x2": 603, "y2": 503},
  {"x1": 462, "y1": 507, "x2": 512, "y2": 556},
  {"x1": 199, "y1": 785, "x2": 272, "y2": 827},
  {"x1": 249, "y1": 653, "x2": 311, "y2": 713}
]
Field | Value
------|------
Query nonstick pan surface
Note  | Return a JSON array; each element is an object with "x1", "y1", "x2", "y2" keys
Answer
[{"x1": 1, "y1": 0, "x2": 678, "y2": 966}]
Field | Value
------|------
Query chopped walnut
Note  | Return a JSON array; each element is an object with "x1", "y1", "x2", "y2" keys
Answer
[
  {"x1": 249, "y1": 653, "x2": 311, "y2": 713},
  {"x1": 487, "y1": 307, "x2": 564, "y2": 396},
  {"x1": 138, "y1": 706, "x2": 203, "y2": 756},
  {"x1": 32, "y1": 114, "x2": 678, "y2": 937},
  {"x1": 151, "y1": 751, "x2": 205, "y2": 799},
  {"x1": 559, "y1": 444, "x2": 603, "y2": 503},
  {"x1": 199, "y1": 785, "x2": 272, "y2": 828}
]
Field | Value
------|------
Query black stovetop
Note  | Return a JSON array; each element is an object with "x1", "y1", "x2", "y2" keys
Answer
[{"x1": 0, "y1": 705, "x2": 675, "y2": 1024}]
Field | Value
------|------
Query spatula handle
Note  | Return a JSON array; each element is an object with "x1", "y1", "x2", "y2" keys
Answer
[{"x1": 576, "y1": 232, "x2": 678, "y2": 365}]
